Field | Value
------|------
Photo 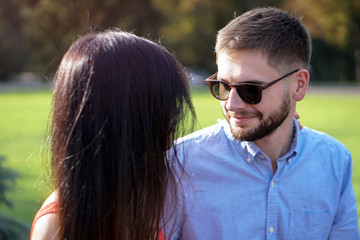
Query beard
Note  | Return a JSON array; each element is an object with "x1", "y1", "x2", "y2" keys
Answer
[{"x1": 226, "y1": 91, "x2": 290, "y2": 141}]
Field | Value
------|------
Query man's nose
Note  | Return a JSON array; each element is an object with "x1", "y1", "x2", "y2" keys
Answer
[{"x1": 225, "y1": 88, "x2": 247, "y2": 111}]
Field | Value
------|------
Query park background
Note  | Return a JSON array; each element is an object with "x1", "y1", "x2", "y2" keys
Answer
[{"x1": 0, "y1": 0, "x2": 359, "y2": 239}]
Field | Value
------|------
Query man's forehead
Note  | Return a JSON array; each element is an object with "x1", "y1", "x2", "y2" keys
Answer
[
  {"x1": 217, "y1": 50, "x2": 279, "y2": 82},
  {"x1": 218, "y1": 49, "x2": 265, "y2": 66}
]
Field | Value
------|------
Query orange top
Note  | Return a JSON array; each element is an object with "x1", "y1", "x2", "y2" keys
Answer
[{"x1": 31, "y1": 201, "x2": 166, "y2": 240}]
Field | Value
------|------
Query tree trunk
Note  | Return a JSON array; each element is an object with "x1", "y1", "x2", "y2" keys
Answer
[{"x1": 355, "y1": 49, "x2": 360, "y2": 83}]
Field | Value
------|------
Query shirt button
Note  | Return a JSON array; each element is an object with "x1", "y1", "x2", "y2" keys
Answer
[
  {"x1": 269, "y1": 226, "x2": 274, "y2": 234},
  {"x1": 288, "y1": 158, "x2": 292, "y2": 163},
  {"x1": 270, "y1": 181, "x2": 275, "y2": 187},
  {"x1": 246, "y1": 157, "x2": 252, "y2": 163},
  {"x1": 259, "y1": 154, "x2": 265, "y2": 159}
]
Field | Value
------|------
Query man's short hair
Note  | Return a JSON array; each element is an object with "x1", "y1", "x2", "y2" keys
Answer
[{"x1": 215, "y1": 7, "x2": 312, "y2": 72}]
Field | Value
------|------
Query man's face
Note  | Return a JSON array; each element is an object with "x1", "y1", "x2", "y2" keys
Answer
[{"x1": 217, "y1": 50, "x2": 293, "y2": 141}]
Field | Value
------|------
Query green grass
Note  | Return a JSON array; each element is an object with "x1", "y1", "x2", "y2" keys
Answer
[
  {"x1": 0, "y1": 90, "x2": 53, "y2": 225},
  {"x1": 0, "y1": 87, "x2": 359, "y2": 231}
]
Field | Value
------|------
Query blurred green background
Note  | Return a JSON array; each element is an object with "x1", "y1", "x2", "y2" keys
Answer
[
  {"x1": 0, "y1": 0, "x2": 359, "y2": 83},
  {"x1": 0, "y1": 0, "x2": 360, "y2": 238}
]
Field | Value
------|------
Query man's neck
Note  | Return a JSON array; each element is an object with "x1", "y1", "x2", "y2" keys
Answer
[{"x1": 254, "y1": 116, "x2": 294, "y2": 172}]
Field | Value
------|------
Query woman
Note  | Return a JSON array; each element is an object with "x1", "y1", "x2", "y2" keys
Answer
[{"x1": 31, "y1": 30, "x2": 195, "y2": 240}]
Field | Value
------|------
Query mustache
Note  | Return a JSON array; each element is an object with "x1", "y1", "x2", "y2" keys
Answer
[{"x1": 228, "y1": 110, "x2": 263, "y2": 120}]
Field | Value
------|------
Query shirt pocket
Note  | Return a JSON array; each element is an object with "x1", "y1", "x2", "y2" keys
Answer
[{"x1": 288, "y1": 210, "x2": 331, "y2": 240}]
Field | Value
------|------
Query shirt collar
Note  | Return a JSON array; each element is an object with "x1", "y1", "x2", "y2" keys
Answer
[{"x1": 220, "y1": 118, "x2": 299, "y2": 163}]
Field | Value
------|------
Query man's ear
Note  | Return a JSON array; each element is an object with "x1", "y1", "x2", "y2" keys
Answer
[{"x1": 293, "y1": 69, "x2": 309, "y2": 101}]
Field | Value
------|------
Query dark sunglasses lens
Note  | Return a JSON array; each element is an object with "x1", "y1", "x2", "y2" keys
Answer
[
  {"x1": 236, "y1": 85, "x2": 262, "y2": 104},
  {"x1": 209, "y1": 82, "x2": 230, "y2": 100}
]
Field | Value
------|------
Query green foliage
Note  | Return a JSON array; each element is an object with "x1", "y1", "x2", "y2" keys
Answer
[
  {"x1": 24, "y1": 0, "x2": 164, "y2": 75},
  {"x1": 1, "y1": 0, "x2": 359, "y2": 82},
  {"x1": 0, "y1": 215, "x2": 29, "y2": 240},
  {"x1": 284, "y1": 0, "x2": 360, "y2": 82},
  {"x1": 0, "y1": 156, "x2": 30, "y2": 240},
  {"x1": 311, "y1": 39, "x2": 356, "y2": 82},
  {"x1": 153, "y1": 0, "x2": 283, "y2": 72},
  {"x1": 0, "y1": 0, "x2": 29, "y2": 79},
  {"x1": 0, "y1": 156, "x2": 17, "y2": 207},
  {"x1": 285, "y1": 0, "x2": 360, "y2": 50}
]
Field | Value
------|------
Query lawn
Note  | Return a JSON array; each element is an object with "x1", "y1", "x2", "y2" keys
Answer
[
  {"x1": 0, "y1": 90, "x2": 53, "y2": 226},
  {"x1": 0, "y1": 86, "x2": 359, "y2": 231}
]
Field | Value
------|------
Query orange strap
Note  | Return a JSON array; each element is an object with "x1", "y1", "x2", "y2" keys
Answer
[
  {"x1": 158, "y1": 227, "x2": 166, "y2": 240},
  {"x1": 30, "y1": 201, "x2": 58, "y2": 239}
]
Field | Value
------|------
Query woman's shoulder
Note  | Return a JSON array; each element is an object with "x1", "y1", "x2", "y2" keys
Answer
[
  {"x1": 42, "y1": 191, "x2": 58, "y2": 206},
  {"x1": 31, "y1": 191, "x2": 59, "y2": 240},
  {"x1": 31, "y1": 212, "x2": 58, "y2": 240}
]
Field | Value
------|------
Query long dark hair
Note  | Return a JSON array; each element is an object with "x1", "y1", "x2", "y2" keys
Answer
[{"x1": 50, "y1": 30, "x2": 195, "y2": 240}]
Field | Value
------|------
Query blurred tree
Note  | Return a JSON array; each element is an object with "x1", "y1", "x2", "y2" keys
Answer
[
  {"x1": 0, "y1": 0, "x2": 30, "y2": 81},
  {"x1": 0, "y1": 156, "x2": 29, "y2": 239},
  {"x1": 25, "y1": 0, "x2": 164, "y2": 77},
  {"x1": 153, "y1": 0, "x2": 283, "y2": 74},
  {"x1": 284, "y1": 0, "x2": 360, "y2": 82},
  {"x1": 1, "y1": 0, "x2": 358, "y2": 83},
  {"x1": 153, "y1": 0, "x2": 218, "y2": 72}
]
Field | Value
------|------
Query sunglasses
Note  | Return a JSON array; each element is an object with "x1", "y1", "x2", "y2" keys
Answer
[{"x1": 205, "y1": 69, "x2": 299, "y2": 104}]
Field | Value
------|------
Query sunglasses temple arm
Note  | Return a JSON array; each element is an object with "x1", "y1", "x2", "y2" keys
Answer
[
  {"x1": 261, "y1": 69, "x2": 299, "y2": 90},
  {"x1": 205, "y1": 73, "x2": 218, "y2": 81}
]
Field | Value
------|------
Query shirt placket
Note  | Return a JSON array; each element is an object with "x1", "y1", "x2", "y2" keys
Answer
[
  {"x1": 265, "y1": 172, "x2": 278, "y2": 239},
  {"x1": 264, "y1": 156, "x2": 293, "y2": 239}
]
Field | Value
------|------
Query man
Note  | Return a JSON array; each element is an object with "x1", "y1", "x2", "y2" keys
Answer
[{"x1": 165, "y1": 7, "x2": 359, "y2": 239}]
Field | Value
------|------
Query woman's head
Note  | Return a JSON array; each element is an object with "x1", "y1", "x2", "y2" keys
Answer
[{"x1": 51, "y1": 30, "x2": 194, "y2": 239}]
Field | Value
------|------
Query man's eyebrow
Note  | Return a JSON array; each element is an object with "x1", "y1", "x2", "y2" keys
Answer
[
  {"x1": 220, "y1": 78, "x2": 265, "y2": 85},
  {"x1": 217, "y1": 74, "x2": 267, "y2": 85},
  {"x1": 215, "y1": 75, "x2": 230, "y2": 83},
  {"x1": 242, "y1": 80, "x2": 264, "y2": 85}
]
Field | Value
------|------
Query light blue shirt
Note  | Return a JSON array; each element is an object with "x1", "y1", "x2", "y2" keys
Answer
[{"x1": 165, "y1": 118, "x2": 359, "y2": 240}]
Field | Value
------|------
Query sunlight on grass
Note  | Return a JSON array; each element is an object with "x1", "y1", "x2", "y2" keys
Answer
[{"x1": 0, "y1": 91, "x2": 53, "y2": 223}]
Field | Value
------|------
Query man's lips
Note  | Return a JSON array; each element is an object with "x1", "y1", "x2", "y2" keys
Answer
[{"x1": 229, "y1": 114, "x2": 258, "y2": 125}]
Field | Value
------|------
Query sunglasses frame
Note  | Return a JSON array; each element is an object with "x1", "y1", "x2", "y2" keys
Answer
[{"x1": 205, "y1": 69, "x2": 299, "y2": 104}]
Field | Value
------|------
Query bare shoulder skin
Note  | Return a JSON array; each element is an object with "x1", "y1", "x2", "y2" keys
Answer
[{"x1": 31, "y1": 191, "x2": 58, "y2": 240}]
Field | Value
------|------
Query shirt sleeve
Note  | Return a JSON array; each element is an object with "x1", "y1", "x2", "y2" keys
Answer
[
  {"x1": 161, "y1": 147, "x2": 185, "y2": 240},
  {"x1": 328, "y1": 151, "x2": 360, "y2": 239},
  {"x1": 162, "y1": 191, "x2": 185, "y2": 240}
]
